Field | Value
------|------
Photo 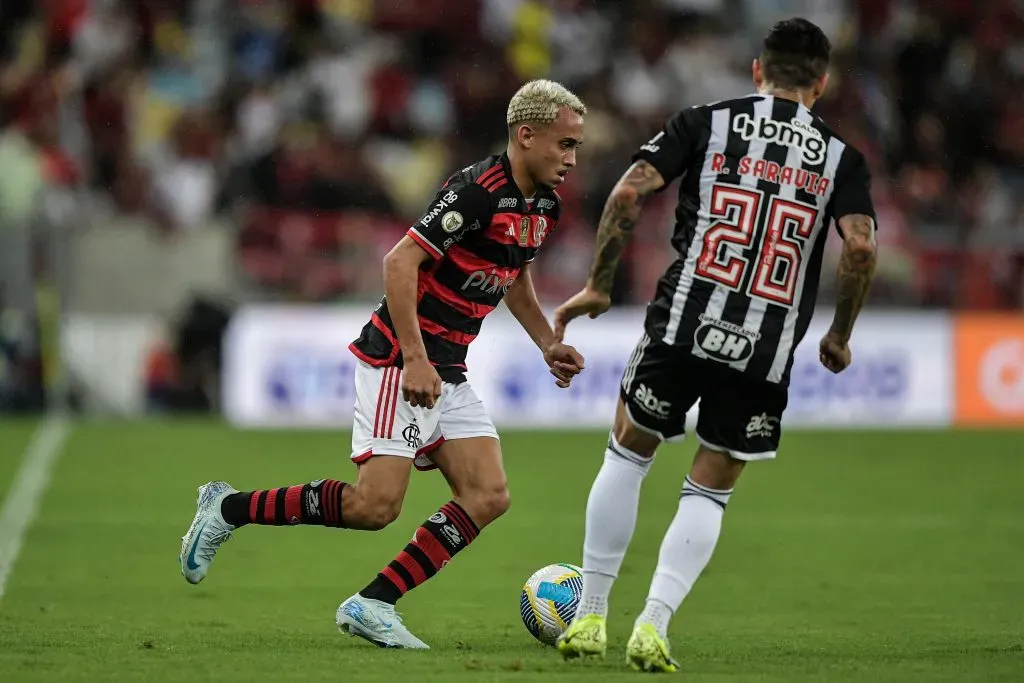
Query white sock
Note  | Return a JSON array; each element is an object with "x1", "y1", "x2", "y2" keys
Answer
[
  {"x1": 576, "y1": 436, "x2": 653, "y2": 619},
  {"x1": 640, "y1": 476, "x2": 733, "y2": 637},
  {"x1": 637, "y1": 599, "x2": 673, "y2": 638}
]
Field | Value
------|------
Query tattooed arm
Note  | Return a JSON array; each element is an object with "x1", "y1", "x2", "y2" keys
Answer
[
  {"x1": 587, "y1": 161, "x2": 666, "y2": 294},
  {"x1": 831, "y1": 214, "x2": 878, "y2": 339},
  {"x1": 553, "y1": 105, "x2": 697, "y2": 340},
  {"x1": 819, "y1": 214, "x2": 878, "y2": 373},
  {"x1": 552, "y1": 161, "x2": 666, "y2": 339}
]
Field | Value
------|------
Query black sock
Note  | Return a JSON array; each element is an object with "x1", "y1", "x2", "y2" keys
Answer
[
  {"x1": 359, "y1": 501, "x2": 479, "y2": 604},
  {"x1": 219, "y1": 481, "x2": 347, "y2": 528}
]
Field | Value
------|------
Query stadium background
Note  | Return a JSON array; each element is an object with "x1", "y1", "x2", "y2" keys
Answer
[{"x1": 0, "y1": 1, "x2": 1022, "y2": 682}]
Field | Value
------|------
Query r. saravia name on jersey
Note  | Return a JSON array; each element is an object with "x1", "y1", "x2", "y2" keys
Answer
[{"x1": 711, "y1": 114, "x2": 831, "y2": 196}]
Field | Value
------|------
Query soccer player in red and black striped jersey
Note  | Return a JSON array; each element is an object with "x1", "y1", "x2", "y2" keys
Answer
[{"x1": 178, "y1": 80, "x2": 587, "y2": 648}]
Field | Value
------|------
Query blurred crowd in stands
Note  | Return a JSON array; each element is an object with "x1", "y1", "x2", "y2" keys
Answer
[{"x1": 1, "y1": 0, "x2": 1022, "y2": 309}]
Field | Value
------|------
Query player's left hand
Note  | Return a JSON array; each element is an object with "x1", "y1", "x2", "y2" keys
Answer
[
  {"x1": 543, "y1": 342, "x2": 585, "y2": 389},
  {"x1": 819, "y1": 330, "x2": 852, "y2": 374},
  {"x1": 553, "y1": 287, "x2": 611, "y2": 341}
]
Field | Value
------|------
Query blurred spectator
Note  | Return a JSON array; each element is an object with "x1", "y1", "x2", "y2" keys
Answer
[
  {"x1": 150, "y1": 108, "x2": 222, "y2": 230},
  {"x1": 0, "y1": 304, "x2": 46, "y2": 413},
  {"x1": 144, "y1": 296, "x2": 232, "y2": 413},
  {"x1": 0, "y1": 0, "x2": 1020, "y2": 309}
]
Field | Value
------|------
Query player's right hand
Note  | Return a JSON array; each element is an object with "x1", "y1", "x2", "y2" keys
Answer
[
  {"x1": 402, "y1": 357, "x2": 442, "y2": 409},
  {"x1": 553, "y1": 287, "x2": 612, "y2": 341},
  {"x1": 819, "y1": 331, "x2": 852, "y2": 374}
]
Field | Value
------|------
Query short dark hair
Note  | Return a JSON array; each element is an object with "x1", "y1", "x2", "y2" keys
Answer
[{"x1": 759, "y1": 18, "x2": 831, "y2": 90}]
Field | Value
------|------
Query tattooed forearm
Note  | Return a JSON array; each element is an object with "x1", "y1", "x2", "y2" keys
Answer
[
  {"x1": 830, "y1": 214, "x2": 877, "y2": 340},
  {"x1": 588, "y1": 161, "x2": 665, "y2": 294},
  {"x1": 588, "y1": 204, "x2": 634, "y2": 294}
]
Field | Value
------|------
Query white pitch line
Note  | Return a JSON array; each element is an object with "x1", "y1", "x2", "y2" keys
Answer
[{"x1": 0, "y1": 417, "x2": 71, "y2": 603}]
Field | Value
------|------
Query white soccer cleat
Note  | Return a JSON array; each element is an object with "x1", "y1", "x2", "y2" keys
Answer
[
  {"x1": 179, "y1": 481, "x2": 237, "y2": 584},
  {"x1": 336, "y1": 594, "x2": 430, "y2": 649}
]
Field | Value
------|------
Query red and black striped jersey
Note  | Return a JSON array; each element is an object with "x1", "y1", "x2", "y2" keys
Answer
[{"x1": 349, "y1": 152, "x2": 562, "y2": 382}]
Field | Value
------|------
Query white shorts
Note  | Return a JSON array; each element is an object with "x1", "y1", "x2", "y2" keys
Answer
[{"x1": 351, "y1": 360, "x2": 498, "y2": 471}]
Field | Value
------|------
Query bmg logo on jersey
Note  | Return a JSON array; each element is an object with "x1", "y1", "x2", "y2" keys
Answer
[
  {"x1": 695, "y1": 317, "x2": 759, "y2": 362},
  {"x1": 733, "y1": 113, "x2": 825, "y2": 165},
  {"x1": 633, "y1": 383, "x2": 671, "y2": 418},
  {"x1": 461, "y1": 269, "x2": 517, "y2": 295}
]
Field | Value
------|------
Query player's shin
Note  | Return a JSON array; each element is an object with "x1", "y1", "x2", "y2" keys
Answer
[
  {"x1": 220, "y1": 480, "x2": 348, "y2": 527},
  {"x1": 640, "y1": 475, "x2": 732, "y2": 637},
  {"x1": 577, "y1": 435, "x2": 653, "y2": 619},
  {"x1": 359, "y1": 500, "x2": 479, "y2": 604}
]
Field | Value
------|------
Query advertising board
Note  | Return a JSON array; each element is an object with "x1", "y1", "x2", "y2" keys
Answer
[{"x1": 222, "y1": 306, "x2": 953, "y2": 430}]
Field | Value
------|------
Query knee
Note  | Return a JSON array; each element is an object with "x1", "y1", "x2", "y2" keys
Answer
[
  {"x1": 364, "y1": 499, "x2": 402, "y2": 530},
  {"x1": 349, "y1": 490, "x2": 403, "y2": 530},
  {"x1": 612, "y1": 412, "x2": 660, "y2": 459},
  {"x1": 464, "y1": 484, "x2": 510, "y2": 528},
  {"x1": 690, "y1": 447, "x2": 745, "y2": 491},
  {"x1": 489, "y1": 486, "x2": 512, "y2": 520}
]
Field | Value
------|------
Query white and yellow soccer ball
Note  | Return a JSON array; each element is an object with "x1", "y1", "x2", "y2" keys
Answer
[{"x1": 519, "y1": 563, "x2": 584, "y2": 646}]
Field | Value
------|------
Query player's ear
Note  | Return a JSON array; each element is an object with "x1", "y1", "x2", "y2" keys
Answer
[
  {"x1": 812, "y1": 72, "x2": 829, "y2": 101},
  {"x1": 752, "y1": 58, "x2": 763, "y2": 89},
  {"x1": 517, "y1": 124, "x2": 535, "y2": 149}
]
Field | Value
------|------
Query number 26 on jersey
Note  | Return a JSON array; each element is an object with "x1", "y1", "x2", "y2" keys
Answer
[{"x1": 695, "y1": 183, "x2": 819, "y2": 308}]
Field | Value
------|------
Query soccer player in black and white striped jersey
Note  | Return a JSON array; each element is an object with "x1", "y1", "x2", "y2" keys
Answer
[{"x1": 553, "y1": 18, "x2": 878, "y2": 671}]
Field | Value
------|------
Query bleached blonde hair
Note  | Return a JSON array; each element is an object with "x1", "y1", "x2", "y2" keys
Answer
[{"x1": 506, "y1": 79, "x2": 586, "y2": 130}]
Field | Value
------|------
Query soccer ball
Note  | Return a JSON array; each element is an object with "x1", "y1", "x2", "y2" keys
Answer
[{"x1": 519, "y1": 563, "x2": 584, "y2": 646}]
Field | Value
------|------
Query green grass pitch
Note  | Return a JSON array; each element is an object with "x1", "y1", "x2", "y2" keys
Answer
[{"x1": 0, "y1": 420, "x2": 1022, "y2": 682}]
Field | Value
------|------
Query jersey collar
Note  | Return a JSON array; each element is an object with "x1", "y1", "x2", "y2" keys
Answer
[
  {"x1": 499, "y1": 151, "x2": 558, "y2": 209},
  {"x1": 499, "y1": 151, "x2": 534, "y2": 203}
]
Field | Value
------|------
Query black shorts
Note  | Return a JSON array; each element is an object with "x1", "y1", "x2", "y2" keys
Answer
[{"x1": 619, "y1": 333, "x2": 788, "y2": 460}]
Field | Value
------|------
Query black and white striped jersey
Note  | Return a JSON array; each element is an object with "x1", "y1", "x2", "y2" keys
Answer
[{"x1": 634, "y1": 94, "x2": 876, "y2": 386}]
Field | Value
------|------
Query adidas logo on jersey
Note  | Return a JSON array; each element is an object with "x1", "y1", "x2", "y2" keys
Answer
[{"x1": 733, "y1": 113, "x2": 826, "y2": 165}]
